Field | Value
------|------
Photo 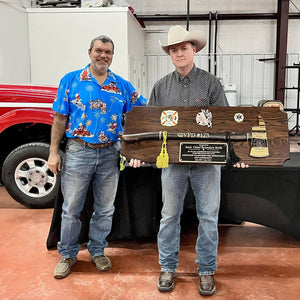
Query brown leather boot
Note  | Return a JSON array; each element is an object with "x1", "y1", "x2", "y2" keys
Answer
[
  {"x1": 199, "y1": 274, "x2": 216, "y2": 296},
  {"x1": 157, "y1": 271, "x2": 175, "y2": 292}
]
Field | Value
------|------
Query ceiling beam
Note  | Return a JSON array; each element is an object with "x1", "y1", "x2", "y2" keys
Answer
[{"x1": 136, "y1": 13, "x2": 300, "y2": 22}]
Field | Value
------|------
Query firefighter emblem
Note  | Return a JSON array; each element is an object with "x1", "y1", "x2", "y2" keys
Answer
[{"x1": 160, "y1": 110, "x2": 178, "y2": 127}]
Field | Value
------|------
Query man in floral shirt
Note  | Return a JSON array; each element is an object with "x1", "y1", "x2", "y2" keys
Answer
[{"x1": 48, "y1": 35, "x2": 146, "y2": 279}]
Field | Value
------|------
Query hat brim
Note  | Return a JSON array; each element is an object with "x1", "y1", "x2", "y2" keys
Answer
[{"x1": 160, "y1": 30, "x2": 207, "y2": 55}]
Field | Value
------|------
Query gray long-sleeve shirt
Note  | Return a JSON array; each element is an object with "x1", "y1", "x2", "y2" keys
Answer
[{"x1": 148, "y1": 65, "x2": 228, "y2": 107}]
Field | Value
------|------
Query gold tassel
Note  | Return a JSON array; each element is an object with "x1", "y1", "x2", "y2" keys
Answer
[{"x1": 156, "y1": 131, "x2": 169, "y2": 168}]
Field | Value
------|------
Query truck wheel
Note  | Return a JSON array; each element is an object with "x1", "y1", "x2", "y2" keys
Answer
[{"x1": 2, "y1": 143, "x2": 64, "y2": 209}]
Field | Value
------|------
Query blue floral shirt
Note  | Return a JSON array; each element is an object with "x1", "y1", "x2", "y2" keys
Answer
[{"x1": 52, "y1": 65, "x2": 147, "y2": 143}]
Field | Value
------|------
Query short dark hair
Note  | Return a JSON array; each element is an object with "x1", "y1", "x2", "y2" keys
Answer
[{"x1": 89, "y1": 35, "x2": 114, "y2": 53}]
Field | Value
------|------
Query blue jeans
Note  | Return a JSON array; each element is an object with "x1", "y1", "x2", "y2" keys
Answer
[
  {"x1": 57, "y1": 139, "x2": 121, "y2": 259},
  {"x1": 158, "y1": 164, "x2": 221, "y2": 275}
]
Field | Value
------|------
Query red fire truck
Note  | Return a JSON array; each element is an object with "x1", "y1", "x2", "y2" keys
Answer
[{"x1": 0, "y1": 84, "x2": 64, "y2": 208}]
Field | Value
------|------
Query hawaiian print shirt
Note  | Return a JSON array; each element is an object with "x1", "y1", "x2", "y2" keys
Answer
[{"x1": 52, "y1": 65, "x2": 147, "y2": 143}]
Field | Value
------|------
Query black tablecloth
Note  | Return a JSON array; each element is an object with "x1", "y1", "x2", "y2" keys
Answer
[
  {"x1": 46, "y1": 153, "x2": 300, "y2": 249},
  {"x1": 220, "y1": 156, "x2": 300, "y2": 241}
]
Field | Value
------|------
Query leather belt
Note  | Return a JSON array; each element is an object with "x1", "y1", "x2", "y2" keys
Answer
[{"x1": 73, "y1": 137, "x2": 114, "y2": 149}]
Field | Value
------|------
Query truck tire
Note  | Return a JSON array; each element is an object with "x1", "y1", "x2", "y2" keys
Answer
[{"x1": 2, "y1": 142, "x2": 63, "y2": 209}]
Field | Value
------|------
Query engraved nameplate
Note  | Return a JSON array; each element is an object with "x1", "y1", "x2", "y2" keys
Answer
[{"x1": 179, "y1": 142, "x2": 228, "y2": 164}]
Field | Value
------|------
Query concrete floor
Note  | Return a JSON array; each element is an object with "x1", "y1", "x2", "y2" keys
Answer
[{"x1": 1, "y1": 185, "x2": 300, "y2": 300}]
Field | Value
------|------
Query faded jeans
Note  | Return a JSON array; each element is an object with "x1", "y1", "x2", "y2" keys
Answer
[
  {"x1": 158, "y1": 163, "x2": 221, "y2": 275},
  {"x1": 57, "y1": 139, "x2": 121, "y2": 259}
]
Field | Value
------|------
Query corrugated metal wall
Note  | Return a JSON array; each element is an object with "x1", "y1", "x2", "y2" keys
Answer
[{"x1": 146, "y1": 52, "x2": 300, "y2": 129}]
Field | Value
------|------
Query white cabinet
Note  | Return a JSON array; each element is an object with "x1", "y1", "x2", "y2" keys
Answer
[{"x1": 27, "y1": 7, "x2": 145, "y2": 94}]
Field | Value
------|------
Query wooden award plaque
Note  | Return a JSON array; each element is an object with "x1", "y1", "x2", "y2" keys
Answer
[{"x1": 121, "y1": 106, "x2": 290, "y2": 166}]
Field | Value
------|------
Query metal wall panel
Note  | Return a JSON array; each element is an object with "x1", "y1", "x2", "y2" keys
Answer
[{"x1": 146, "y1": 52, "x2": 300, "y2": 129}]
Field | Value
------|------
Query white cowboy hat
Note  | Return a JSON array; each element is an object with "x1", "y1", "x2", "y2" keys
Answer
[{"x1": 160, "y1": 25, "x2": 207, "y2": 55}]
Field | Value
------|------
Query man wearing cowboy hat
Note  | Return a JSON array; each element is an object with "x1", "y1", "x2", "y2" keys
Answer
[{"x1": 148, "y1": 25, "x2": 228, "y2": 296}]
